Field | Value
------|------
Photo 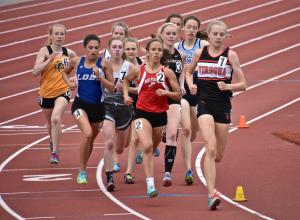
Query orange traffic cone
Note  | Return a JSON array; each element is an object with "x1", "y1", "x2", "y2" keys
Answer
[
  {"x1": 237, "y1": 115, "x2": 249, "y2": 128},
  {"x1": 233, "y1": 185, "x2": 247, "y2": 202}
]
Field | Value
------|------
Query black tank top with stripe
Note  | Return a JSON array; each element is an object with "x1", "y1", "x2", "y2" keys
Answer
[{"x1": 196, "y1": 46, "x2": 233, "y2": 101}]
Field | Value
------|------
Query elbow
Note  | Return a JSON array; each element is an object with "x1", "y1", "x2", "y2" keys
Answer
[
  {"x1": 242, "y1": 82, "x2": 247, "y2": 91},
  {"x1": 32, "y1": 69, "x2": 39, "y2": 77},
  {"x1": 176, "y1": 92, "x2": 182, "y2": 101}
]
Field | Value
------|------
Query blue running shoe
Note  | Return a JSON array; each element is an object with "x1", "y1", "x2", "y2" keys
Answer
[
  {"x1": 50, "y1": 151, "x2": 59, "y2": 164},
  {"x1": 113, "y1": 162, "x2": 121, "y2": 172},
  {"x1": 185, "y1": 169, "x2": 194, "y2": 185},
  {"x1": 153, "y1": 148, "x2": 160, "y2": 157},
  {"x1": 208, "y1": 193, "x2": 221, "y2": 210},
  {"x1": 77, "y1": 170, "x2": 88, "y2": 184},
  {"x1": 147, "y1": 185, "x2": 158, "y2": 198},
  {"x1": 135, "y1": 151, "x2": 143, "y2": 164}
]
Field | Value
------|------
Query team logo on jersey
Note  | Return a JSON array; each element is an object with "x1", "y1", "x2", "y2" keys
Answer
[{"x1": 55, "y1": 58, "x2": 69, "y2": 71}]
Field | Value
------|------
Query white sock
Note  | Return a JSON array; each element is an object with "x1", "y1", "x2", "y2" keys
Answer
[{"x1": 146, "y1": 177, "x2": 154, "y2": 188}]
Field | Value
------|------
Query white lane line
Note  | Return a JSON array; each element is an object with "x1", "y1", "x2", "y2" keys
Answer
[
  {"x1": 0, "y1": 0, "x2": 192, "y2": 36},
  {"x1": 96, "y1": 159, "x2": 151, "y2": 220},
  {"x1": 0, "y1": 88, "x2": 38, "y2": 101},
  {"x1": 0, "y1": 0, "x2": 62, "y2": 13},
  {"x1": 0, "y1": 124, "x2": 77, "y2": 219},
  {"x1": 0, "y1": 0, "x2": 237, "y2": 51},
  {"x1": 0, "y1": 188, "x2": 101, "y2": 196},
  {"x1": 0, "y1": 0, "x2": 290, "y2": 79},
  {"x1": 0, "y1": 0, "x2": 108, "y2": 23},
  {"x1": 195, "y1": 97, "x2": 299, "y2": 220}
]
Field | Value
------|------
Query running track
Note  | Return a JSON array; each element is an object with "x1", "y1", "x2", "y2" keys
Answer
[{"x1": 0, "y1": 0, "x2": 299, "y2": 219}]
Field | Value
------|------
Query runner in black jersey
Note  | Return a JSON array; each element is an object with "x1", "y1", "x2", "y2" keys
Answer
[
  {"x1": 157, "y1": 22, "x2": 188, "y2": 187},
  {"x1": 186, "y1": 20, "x2": 247, "y2": 210}
]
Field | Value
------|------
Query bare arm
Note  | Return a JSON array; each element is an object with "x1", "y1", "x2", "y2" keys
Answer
[
  {"x1": 217, "y1": 50, "x2": 247, "y2": 92},
  {"x1": 33, "y1": 47, "x2": 58, "y2": 77},
  {"x1": 156, "y1": 68, "x2": 182, "y2": 101},
  {"x1": 123, "y1": 65, "x2": 140, "y2": 105},
  {"x1": 62, "y1": 57, "x2": 79, "y2": 91},
  {"x1": 98, "y1": 58, "x2": 114, "y2": 93},
  {"x1": 186, "y1": 48, "x2": 202, "y2": 95},
  {"x1": 178, "y1": 51, "x2": 186, "y2": 93}
]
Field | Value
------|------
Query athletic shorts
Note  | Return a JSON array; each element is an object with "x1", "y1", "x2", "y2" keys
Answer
[
  {"x1": 71, "y1": 96, "x2": 105, "y2": 123},
  {"x1": 104, "y1": 102, "x2": 134, "y2": 130},
  {"x1": 38, "y1": 90, "x2": 71, "y2": 109},
  {"x1": 197, "y1": 99, "x2": 232, "y2": 124},
  {"x1": 168, "y1": 97, "x2": 181, "y2": 105},
  {"x1": 135, "y1": 109, "x2": 167, "y2": 128},
  {"x1": 182, "y1": 73, "x2": 198, "y2": 106}
]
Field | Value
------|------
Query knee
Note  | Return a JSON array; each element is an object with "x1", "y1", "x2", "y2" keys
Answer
[
  {"x1": 143, "y1": 144, "x2": 153, "y2": 155},
  {"x1": 105, "y1": 138, "x2": 114, "y2": 151},
  {"x1": 166, "y1": 128, "x2": 177, "y2": 142},
  {"x1": 205, "y1": 147, "x2": 217, "y2": 159},
  {"x1": 182, "y1": 127, "x2": 191, "y2": 138},
  {"x1": 215, "y1": 153, "x2": 224, "y2": 163},
  {"x1": 116, "y1": 147, "x2": 124, "y2": 155},
  {"x1": 51, "y1": 115, "x2": 61, "y2": 126},
  {"x1": 82, "y1": 130, "x2": 93, "y2": 141}
]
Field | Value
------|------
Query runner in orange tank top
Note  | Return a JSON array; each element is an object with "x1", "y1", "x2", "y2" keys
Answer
[{"x1": 33, "y1": 23, "x2": 76, "y2": 164}]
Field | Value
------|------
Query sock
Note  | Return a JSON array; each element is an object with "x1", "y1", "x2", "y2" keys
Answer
[
  {"x1": 164, "y1": 145, "x2": 177, "y2": 173},
  {"x1": 146, "y1": 177, "x2": 154, "y2": 189},
  {"x1": 106, "y1": 171, "x2": 113, "y2": 182}
]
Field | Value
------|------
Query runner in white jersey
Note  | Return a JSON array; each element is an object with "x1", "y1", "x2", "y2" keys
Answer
[{"x1": 102, "y1": 37, "x2": 137, "y2": 192}]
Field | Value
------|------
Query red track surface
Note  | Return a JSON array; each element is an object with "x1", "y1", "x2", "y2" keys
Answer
[{"x1": 0, "y1": 0, "x2": 299, "y2": 219}]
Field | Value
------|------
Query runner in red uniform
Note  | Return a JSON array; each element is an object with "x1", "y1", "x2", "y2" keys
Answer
[{"x1": 123, "y1": 38, "x2": 182, "y2": 198}]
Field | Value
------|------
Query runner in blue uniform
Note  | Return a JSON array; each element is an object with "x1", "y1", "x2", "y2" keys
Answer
[{"x1": 62, "y1": 34, "x2": 114, "y2": 184}]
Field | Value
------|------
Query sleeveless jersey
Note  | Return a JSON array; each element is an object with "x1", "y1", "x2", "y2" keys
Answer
[
  {"x1": 136, "y1": 64, "x2": 170, "y2": 113},
  {"x1": 168, "y1": 48, "x2": 183, "y2": 81},
  {"x1": 196, "y1": 46, "x2": 233, "y2": 101},
  {"x1": 176, "y1": 38, "x2": 201, "y2": 64},
  {"x1": 39, "y1": 46, "x2": 69, "y2": 98},
  {"x1": 76, "y1": 57, "x2": 105, "y2": 104},
  {"x1": 104, "y1": 60, "x2": 130, "y2": 105}
]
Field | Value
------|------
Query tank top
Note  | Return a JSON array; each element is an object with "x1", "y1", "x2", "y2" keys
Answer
[
  {"x1": 39, "y1": 46, "x2": 69, "y2": 98},
  {"x1": 104, "y1": 60, "x2": 130, "y2": 105},
  {"x1": 76, "y1": 57, "x2": 105, "y2": 104},
  {"x1": 196, "y1": 46, "x2": 233, "y2": 101},
  {"x1": 176, "y1": 38, "x2": 201, "y2": 64},
  {"x1": 136, "y1": 64, "x2": 170, "y2": 113},
  {"x1": 168, "y1": 48, "x2": 183, "y2": 82}
]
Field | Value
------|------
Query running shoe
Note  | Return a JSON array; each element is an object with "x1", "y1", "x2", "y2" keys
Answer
[
  {"x1": 162, "y1": 172, "x2": 172, "y2": 187},
  {"x1": 185, "y1": 169, "x2": 194, "y2": 185},
  {"x1": 208, "y1": 192, "x2": 221, "y2": 210},
  {"x1": 147, "y1": 185, "x2": 158, "y2": 198},
  {"x1": 153, "y1": 148, "x2": 160, "y2": 157},
  {"x1": 106, "y1": 175, "x2": 115, "y2": 192},
  {"x1": 50, "y1": 151, "x2": 59, "y2": 164},
  {"x1": 124, "y1": 173, "x2": 135, "y2": 184},
  {"x1": 112, "y1": 162, "x2": 121, "y2": 172},
  {"x1": 77, "y1": 170, "x2": 88, "y2": 184},
  {"x1": 135, "y1": 151, "x2": 143, "y2": 164}
]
